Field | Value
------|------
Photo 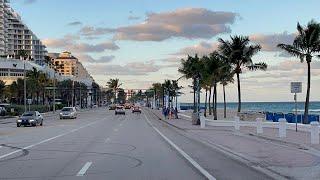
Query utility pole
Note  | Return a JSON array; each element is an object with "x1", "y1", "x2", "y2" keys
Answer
[
  {"x1": 53, "y1": 72, "x2": 56, "y2": 113},
  {"x1": 79, "y1": 84, "x2": 82, "y2": 109},
  {"x1": 23, "y1": 60, "x2": 27, "y2": 113},
  {"x1": 71, "y1": 80, "x2": 74, "y2": 107}
]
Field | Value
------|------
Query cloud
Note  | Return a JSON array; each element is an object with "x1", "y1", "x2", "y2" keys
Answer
[
  {"x1": 79, "y1": 8, "x2": 238, "y2": 41},
  {"x1": 250, "y1": 32, "x2": 296, "y2": 52},
  {"x1": 128, "y1": 16, "x2": 141, "y2": 20},
  {"x1": 174, "y1": 41, "x2": 219, "y2": 56},
  {"x1": 79, "y1": 26, "x2": 115, "y2": 37},
  {"x1": 114, "y1": 8, "x2": 237, "y2": 41},
  {"x1": 86, "y1": 62, "x2": 161, "y2": 76},
  {"x1": 77, "y1": 54, "x2": 115, "y2": 63},
  {"x1": 42, "y1": 35, "x2": 119, "y2": 53},
  {"x1": 24, "y1": 0, "x2": 36, "y2": 4},
  {"x1": 67, "y1": 21, "x2": 82, "y2": 26}
]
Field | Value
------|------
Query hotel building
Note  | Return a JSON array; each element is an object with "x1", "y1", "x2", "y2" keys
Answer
[{"x1": 0, "y1": 0, "x2": 47, "y2": 64}]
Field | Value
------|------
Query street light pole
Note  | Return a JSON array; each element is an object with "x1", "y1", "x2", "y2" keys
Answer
[
  {"x1": 23, "y1": 60, "x2": 27, "y2": 112},
  {"x1": 53, "y1": 72, "x2": 56, "y2": 113}
]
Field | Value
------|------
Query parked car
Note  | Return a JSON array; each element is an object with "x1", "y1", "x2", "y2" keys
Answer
[
  {"x1": 59, "y1": 107, "x2": 77, "y2": 119},
  {"x1": 132, "y1": 106, "x2": 142, "y2": 113},
  {"x1": 17, "y1": 111, "x2": 43, "y2": 127},
  {"x1": 115, "y1": 106, "x2": 125, "y2": 115},
  {"x1": 0, "y1": 107, "x2": 6, "y2": 116}
]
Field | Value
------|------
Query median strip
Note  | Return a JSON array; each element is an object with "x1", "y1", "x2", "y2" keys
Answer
[{"x1": 76, "y1": 162, "x2": 92, "y2": 176}]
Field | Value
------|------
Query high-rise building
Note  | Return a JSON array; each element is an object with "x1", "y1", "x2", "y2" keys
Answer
[
  {"x1": 0, "y1": 0, "x2": 47, "y2": 64},
  {"x1": 53, "y1": 51, "x2": 93, "y2": 82}
]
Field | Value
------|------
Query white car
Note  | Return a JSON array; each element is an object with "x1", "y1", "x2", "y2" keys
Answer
[
  {"x1": 115, "y1": 106, "x2": 125, "y2": 115},
  {"x1": 59, "y1": 107, "x2": 77, "y2": 119}
]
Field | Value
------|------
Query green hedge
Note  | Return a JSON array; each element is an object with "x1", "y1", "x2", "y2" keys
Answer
[{"x1": 3, "y1": 104, "x2": 65, "y2": 116}]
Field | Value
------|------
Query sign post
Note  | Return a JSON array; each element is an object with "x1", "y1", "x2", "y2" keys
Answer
[{"x1": 291, "y1": 82, "x2": 302, "y2": 132}]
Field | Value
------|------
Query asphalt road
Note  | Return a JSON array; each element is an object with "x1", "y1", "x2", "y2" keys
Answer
[{"x1": 0, "y1": 108, "x2": 273, "y2": 180}]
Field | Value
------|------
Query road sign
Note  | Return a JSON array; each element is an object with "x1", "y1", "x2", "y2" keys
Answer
[
  {"x1": 27, "y1": 99, "x2": 32, "y2": 105},
  {"x1": 291, "y1": 82, "x2": 302, "y2": 93}
]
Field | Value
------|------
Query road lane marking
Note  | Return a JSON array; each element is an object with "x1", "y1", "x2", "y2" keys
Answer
[
  {"x1": 143, "y1": 111, "x2": 216, "y2": 180},
  {"x1": 114, "y1": 128, "x2": 118, "y2": 132},
  {"x1": 0, "y1": 120, "x2": 100, "y2": 160},
  {"x1": 105, "y1": 138, "x2": 111, "y2": 143},
  {"x1": 77, "y1": 162, "x2": 92, "y2": 176}
]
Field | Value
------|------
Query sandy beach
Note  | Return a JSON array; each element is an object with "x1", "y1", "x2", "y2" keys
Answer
[{"x1": 181, "y1": 108, "x2": 266, "y2": 121}]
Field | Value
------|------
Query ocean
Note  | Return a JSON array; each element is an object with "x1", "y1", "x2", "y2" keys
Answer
[{"x1": 180, "y1": 101, "x2": 320, "y2": 115}]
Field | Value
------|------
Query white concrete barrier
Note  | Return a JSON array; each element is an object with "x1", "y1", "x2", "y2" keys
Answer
[
  {"x1": 279, "y1": 118, "x2": 287, "y2": 138},
  {"x1": 234, "y1": 116, "x2": 240, "y2": 130},
  {"x1": 310, "y1": 121, "x2": 319, "y2": 145},
  {"x1": 200, "y1": 115, "x2": 206, "y2": 129},
  {"x1": 256, "y1": 118, "x2": 263, "y2": 134}
]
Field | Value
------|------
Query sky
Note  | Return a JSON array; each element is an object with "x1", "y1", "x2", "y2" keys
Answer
[{"x1": 11, "y1": 0, "x2": 320, "y2": 102}]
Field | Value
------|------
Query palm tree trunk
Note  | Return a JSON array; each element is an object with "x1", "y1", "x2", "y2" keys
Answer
[
  {"x1": 303, "y1": 61, "x2": 311, "y2": 124},
  {"x1": 214, "y1": 83, "x2": 217, "y2": 120},
  {"x1": 209, "y1": 86, "x2": 212, "y2": 115},
  {"x1": 236, "y1": 72, "x2": 241, "y2": 113},
  {"x1": 204, "y1": 89, "x2": 208, "y2": 117},
  {"x1": 223, "y1": 84, "x2": 227, "y2": 119},
  {"x1": 193, "y1": 86, "x2": 196, "y2": 113},
  {"x1": 211, "y1": 86, "x2": 215, "y2": 118}
]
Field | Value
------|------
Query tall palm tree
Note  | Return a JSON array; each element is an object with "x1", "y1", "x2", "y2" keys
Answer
[
  {"x1": 218, "y1": 35, "x2": 267, "y2": 112},
  {"x1": 278, "y1": 20, "x2": 320, "y2": 124},
  {"x1": 219, "y1": 64, "x2": 234, "y2": 118},
  {"x1": 179, "y1": 54, "x2": 203, "y2": 114},
  {"x1": 171, "y1": 80, "x2": 182, "y2": 109},
  {"x1": 152, "y1": 83, "x2": 163, "y2": 108},
  {"x1": 0, "y1": 80, "x2": 5, "y2": 102},
  {"x1": 106, "y1": 78, "x2": 122, "y2": 104}
]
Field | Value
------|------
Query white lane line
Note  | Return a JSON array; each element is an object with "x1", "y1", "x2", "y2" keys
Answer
[
  {"x1": 143, "y1": 111, "x2": 216, "y2": 180},
  {"x1": 105, "y1": 138, "x2": 111, "y2": 143},
  {"x1": 114, "y1": 128, "x2": 118, "y2": 132},
  {"x1": 76, "y1": 162, "x2": 92, "y2": 176},
  {"x1": 0, "y1": 120, "x2": 100, "y2": 160}
]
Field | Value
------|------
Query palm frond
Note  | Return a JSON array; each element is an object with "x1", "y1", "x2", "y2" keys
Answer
[{"x1": 247, "y1": 62, "x2": 267, "y2": 71}]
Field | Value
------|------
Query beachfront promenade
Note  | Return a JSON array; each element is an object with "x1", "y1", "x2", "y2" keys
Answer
[{"x1": 149, "y1": 108, "x2": 320, "y2": 180}]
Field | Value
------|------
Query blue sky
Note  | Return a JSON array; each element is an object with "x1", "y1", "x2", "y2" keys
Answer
[{"x1": 11, "y1": 0, "x2": 320, "y2": 102}]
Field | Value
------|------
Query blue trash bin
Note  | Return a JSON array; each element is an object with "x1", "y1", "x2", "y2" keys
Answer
[
  {"x1": 274, "y1": 113, "x2": 285, "y2": 122},
  {"x1": 266, "y1": 112, "x2": 274, "y2": 121},
  {"x1": 285, "y1": 113, "x2": 294, "y2": 123}
]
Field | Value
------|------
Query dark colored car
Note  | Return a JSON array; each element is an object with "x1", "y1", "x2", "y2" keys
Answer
[
  {"x1": 17, "y1": 111, "x2": 43, "y2": 127},
  {"x1": 132, "y1": 106, "x2": 142, "y2": 113}
]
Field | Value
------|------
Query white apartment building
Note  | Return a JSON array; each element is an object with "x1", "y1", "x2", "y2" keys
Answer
[
  {"x1": 0, "y1": 0, "x2": 47, "y2": 64},
  {"x1": 52, "y1": 51, "x2": 94, "y2": 86}
]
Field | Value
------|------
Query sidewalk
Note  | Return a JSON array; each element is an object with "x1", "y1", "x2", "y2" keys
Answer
[{"x1": 150, "y1": 109, "x2": 320, "y2": 180}]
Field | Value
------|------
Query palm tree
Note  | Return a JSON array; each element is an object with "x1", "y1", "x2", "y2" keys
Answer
[
  {"x1": 218, "y1": 35, "x2": 267, "y2": 112},
  {"x1": 219, "y1": 64, "x2": 234, "y2": 118},
  {"x1": 152, "y1": 83, "x2": 163, "y2": 108},
  {"x1": 0, "y1": 80, "x2": 5, "y2": 102},
  {"x1": 277, "y1": 20, "x2": 320, "y2": 124},
  {"x1": 171, "y1": 80, "x2": 183, "y2": 109},
  {"x1": 106, "y1": 78, "x2": 122, "y2": 104},
  {"x1": 179, "y1": 54, "x2": 203, "y2": 114}
]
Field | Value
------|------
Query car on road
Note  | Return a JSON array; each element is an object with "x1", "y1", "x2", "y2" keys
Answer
[
  {"x1": 124, "y1": 103, "x2": 131, "y2": 109},
  {"x1": 17, "y1": 111, "x2": 43, "y2": 127},
  {"x1": 59, "y1": 107, "x2": 77, "y2": 119},
  {"x1": 132, "y1": 106, "x2": 142, "y2": 113},
  {"x1": 115, "y1": 106, "x2": 125, "y2": 115}
]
